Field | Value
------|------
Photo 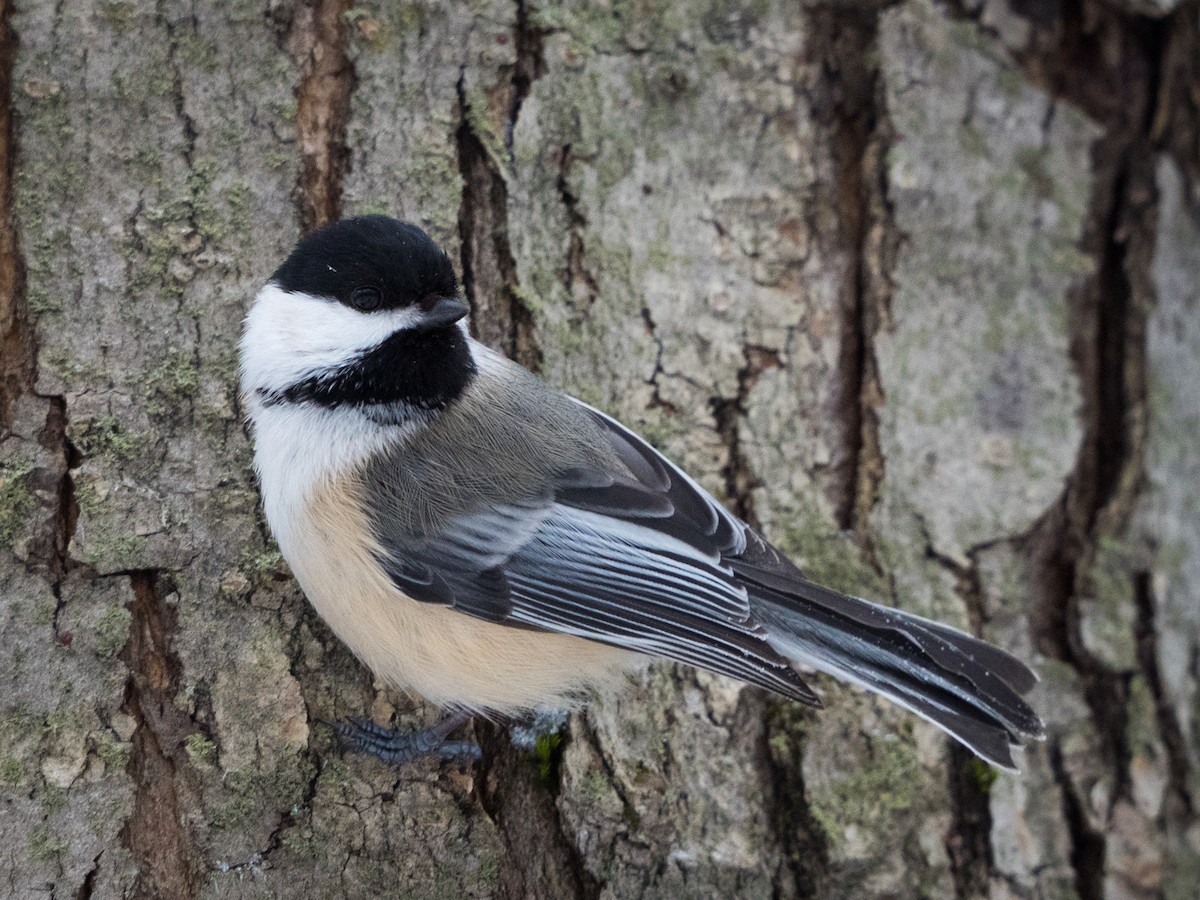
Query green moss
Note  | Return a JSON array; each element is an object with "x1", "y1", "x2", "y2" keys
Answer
[
  {"x1": 809, "y1": 736, "x2": 920, "y2": 848},
  {"x1": 968, "y1": 756, "x2": 999, "y2": 794},
  {"x1": 42, "y1": 785, "x2": 69, "y2": 813},
  {"x1": 185, "y1": 733, "x2": 217, "y2": 766},
  {"x1": 265, "y1": 149, "x2": 292, "y2": 171},
  {"x1": 143, "y1": 349, "x2": 200, "y2": 415},
  {"x1": 210, "y1": 773, "x2": 261, "y2": 829},
  {"x1": 497, "y1": 272, "x2": 539, "y2": 316},
  {"x1": 462, "y1": 86, "x2": 509, "y2": 175},
  {"x1": 227, "y1": 0, "x2": 266, "y2": 24},
  {"x1": 0, "y1": 456, "x2": 35, "y2": 549},
  {"x1": 995, "y1": 68, "x2": 1027, "y2": 102},
  {"x1": 28, "y1": 825, "x2": 69, "y2": 861},
  {"x1": 124, "y1": 215, "x2": 186, "y2": 298},
  {"x1": 30, "y1": 598, "x2": 56, "y2": 626},
  {"x1": 957, "y1": 123, "x2": 989, "y2": 158},
  {"x1": 577, "y1": 769, "x2": 614, "y2": 804},
  {"x1": 638, "y1": 219, "x2": 684, "y2": 278},
  {"x1": 1, "y1": 707, "x2": 37, "y2": 743},
  {"x1": 177, "y1": 32, "x2": 221, "y2": 74},
  {"x1": 346, "y1": 2, "x2": 423, "y2": 52},
  {"x1": 532, "y1": 731, "x2": 563, "y2": 785},
  {"x1": 319, "y1": 755, "x2": 353, "y2": 790},
  {"x1": 1014, "y1": 145, "x2": 1054, "y2": 200},
  {"x1": 212, "y1": 755, "x2": 317, "y2": 831},
  {"x1": 354, "y1": 200, "x2": 393, "y2": 218},
  {"x1": 75, "y1": 415, "x2": 145, "y2": 461},
  {"x1": 775, "y1": 500, "x2": 888, "y2": 601},
  {"x1": 1125, "y1": 674, "x2": 1159, "y2": 756},
  {"x1": 72, "y1": 477, "x2": 103, "y2": 519},
  {"x1": 240, "y1": 548, "x2": 285, "y2": 587},
  {"x1": 20, "y1": 90, "x2": 78, "y2": 191},
  {"x1": 402, "y1": 140, "x2": 463, "y2": 227},
  {"x1": 96, "y1": 604, "x2": 133, "y2": 659},
  {"x1": 38, "y1": 348, "x2": 107, "y2": 386},
  {"x1": 185, "y1": 160, "x2": 222, "y2": 241},
  {"x1": 98, "y1": 738, "x2": 131, "y2": 771},
  {"x1": 24, "y1": 227, "x2": 78, "y2": 316},
  {"x1": 1, "y1": 756, "x2": 22, "y2": 784},
  {"x1": 475, "y1": 853, "x2": 500, "y2": 889},
  {"x1": 224, "y1": 181, "x2": 253, "y2": 246},
  {"x1": 630, "y1": 413, "x2": 691, "y2": 454},
  {"x1": 120, "y1": 150, "x2": 254, "y2": 299},
  {"x1": 530, "y1": 4, "x2": 622, "y2": 52},
  {"x1": 279, "y1": 826, "x2": 315, "y2": 856},
  {"x1": 98, "y1": 0, "x2": 137, "y2": 32}
]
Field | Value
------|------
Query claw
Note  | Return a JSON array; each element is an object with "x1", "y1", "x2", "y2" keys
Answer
[{"x1": 334, "y1": 711, "x2": 478, "y2": 767}]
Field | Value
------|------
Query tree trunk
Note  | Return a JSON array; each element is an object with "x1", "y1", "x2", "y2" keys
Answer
[{"x1": 2, "y1": 0, "x2": 1198, "y2": 897}]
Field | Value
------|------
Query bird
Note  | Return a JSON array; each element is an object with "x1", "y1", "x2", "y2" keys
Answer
[{"x1": 239, "y1": 215, "x2": 1044, "y2": 771}]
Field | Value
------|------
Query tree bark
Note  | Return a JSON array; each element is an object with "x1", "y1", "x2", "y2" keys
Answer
[{"x1": 1, "y1": 0, "x2": 1198, "y2": 897}]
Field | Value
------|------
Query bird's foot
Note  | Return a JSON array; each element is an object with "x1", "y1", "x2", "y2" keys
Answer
[{"x1": 335, "y1": 710, "x2": 480, "y2": 766}]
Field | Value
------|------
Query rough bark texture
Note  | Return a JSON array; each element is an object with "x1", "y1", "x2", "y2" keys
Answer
[{"x1": 1, "y1": 0, "x2": 1198, "y2": 897}]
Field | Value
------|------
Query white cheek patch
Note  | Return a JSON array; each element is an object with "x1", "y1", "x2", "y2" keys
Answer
[{"x1": 239, "y1": 283, "x2": 422, "y2": 395}]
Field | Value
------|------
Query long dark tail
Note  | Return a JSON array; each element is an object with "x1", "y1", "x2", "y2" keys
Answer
[{"x1": 735, "y1": 557, "x2": 1044, "y2": 770}]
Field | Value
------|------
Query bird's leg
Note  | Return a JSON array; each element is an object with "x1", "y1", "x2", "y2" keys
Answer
[{"x1": 335, "y1": 710, "x2": 480, "y2": 766}]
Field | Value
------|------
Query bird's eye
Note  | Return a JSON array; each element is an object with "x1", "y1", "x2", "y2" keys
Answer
[{"x1": 350, "y1": 286, "x2": 382, "y2": 311}]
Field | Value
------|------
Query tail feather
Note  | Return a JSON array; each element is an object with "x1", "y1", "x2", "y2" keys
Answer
[{"x1": 743, "y1": 575, "x2": 1043, "y2": 771}]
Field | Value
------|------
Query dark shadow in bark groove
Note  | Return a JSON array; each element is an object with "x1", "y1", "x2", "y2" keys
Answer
[
  {"x1": 287, "y1": 0, "x2": 356, "y2": 234},
  {"x1": 119, "y1": 571, "x2": 204, "y2": 900},
  {"x1": 474, "y1": 719, "x2": 602, "y2": 900},
  {"x1": 454, "y1": 0, "x2": 544, "y2": 369},
  {"x1": 0, "y1": 0, "x2": 32, "y2": 427},
  {"x1": 806, "y1": 1, "x2": 895, "y2": 549}
]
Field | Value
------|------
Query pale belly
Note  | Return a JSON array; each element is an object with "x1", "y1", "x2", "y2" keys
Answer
[{"x1": 277, "y1": 476, "x2": 636, "y2": 712}]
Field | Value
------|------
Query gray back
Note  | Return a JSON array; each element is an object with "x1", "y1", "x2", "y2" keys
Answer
[{"x1": 359, "y1": 362, "x2": 622, "y2": 539}]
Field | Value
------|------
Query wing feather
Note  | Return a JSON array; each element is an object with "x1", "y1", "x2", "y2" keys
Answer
[
  {"x1": 361, "y1": 387, "x2": 1041, "y2": 759},
  {"x1": 363, "y1": 401, "x2": 819, "y2": 705}
]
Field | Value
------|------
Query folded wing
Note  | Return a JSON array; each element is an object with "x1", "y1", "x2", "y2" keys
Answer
[{"x1": 366, "y1": 399, "x2": 1043, "y2": 768}]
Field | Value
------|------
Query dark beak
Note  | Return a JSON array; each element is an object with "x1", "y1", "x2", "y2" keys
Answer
[{"x1": 415, "y1": 296, "x2": 470, "y2": 332}]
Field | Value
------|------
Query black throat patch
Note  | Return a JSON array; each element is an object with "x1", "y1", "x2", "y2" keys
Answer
[{"x1": 261, "y1": 326, "x2": 477, "y2": 417}]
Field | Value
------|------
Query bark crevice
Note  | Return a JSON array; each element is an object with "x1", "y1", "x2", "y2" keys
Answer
[
  {"x1": 806, "y1": 2, "x2": 895, "y2": 546},
  {"x1": 474, "y1": 720, "x2": 601, "y2": 900},
  {"x1": 287, "y1": 0, "x2": 356, "y2": 233},
  {"x1": 74, "y1": 851, "x2": 102, "y2": 900},
  {"x1": 1133, "y1": 570, "x2": 1195, "y2": 817},
  {"x1": 0, "y1": 0, "x2": 32, "y2": 427},
  {"x1": 1016, "y1": 48, "x2": 1154, "y2": 809},
  {"x1": 711, "y1": 343, "x2": 782, "y2": 529},
  {"x1": 641, "y1": 305, "x2": 677, "y2": 415},
  {"x1": 946, "y1": 2, "x2": 1185, "y2": 893},
  {"x1": 1050, "y1": 738, "x2": 1106, "y2": 900},
  {"x1": 555, "y1": 144, "x2": 599, "y2": 315},
  {"x1": 455, "y1": 0, "x2": 545, "y2": 368},
  {"x1": 118, "y1": 571, "x2": 203, "y2": 900},
  {"x1": 762, "y1": 703, "x2": 829, "y2": 900},
  {"x1": 1, "y1": 0, "x2": 76, "y2": 605},
  {"x1": 945, "y1": 744, "x2": 994, "y2": 899},
  {"x1": 160, "y1": 3, "x2": 198, "y2": 171}
]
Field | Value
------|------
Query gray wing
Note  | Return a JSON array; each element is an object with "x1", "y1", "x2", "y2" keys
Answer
[
  {"x1": 366, "y1": 396, "x2": 1045, "y2": 769},
  {"x1": 371, "y1": 401, "x2": 820, "y2": 705}
]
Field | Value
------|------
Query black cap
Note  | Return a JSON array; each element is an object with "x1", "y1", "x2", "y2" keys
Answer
[{"x1": 272, "y1": 216, "x2": 458, "y2": 312}]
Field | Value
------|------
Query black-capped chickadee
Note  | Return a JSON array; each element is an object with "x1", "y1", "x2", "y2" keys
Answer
[{"x1": 239, "y1": 216, "x2": 1043, "y2": 770}]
